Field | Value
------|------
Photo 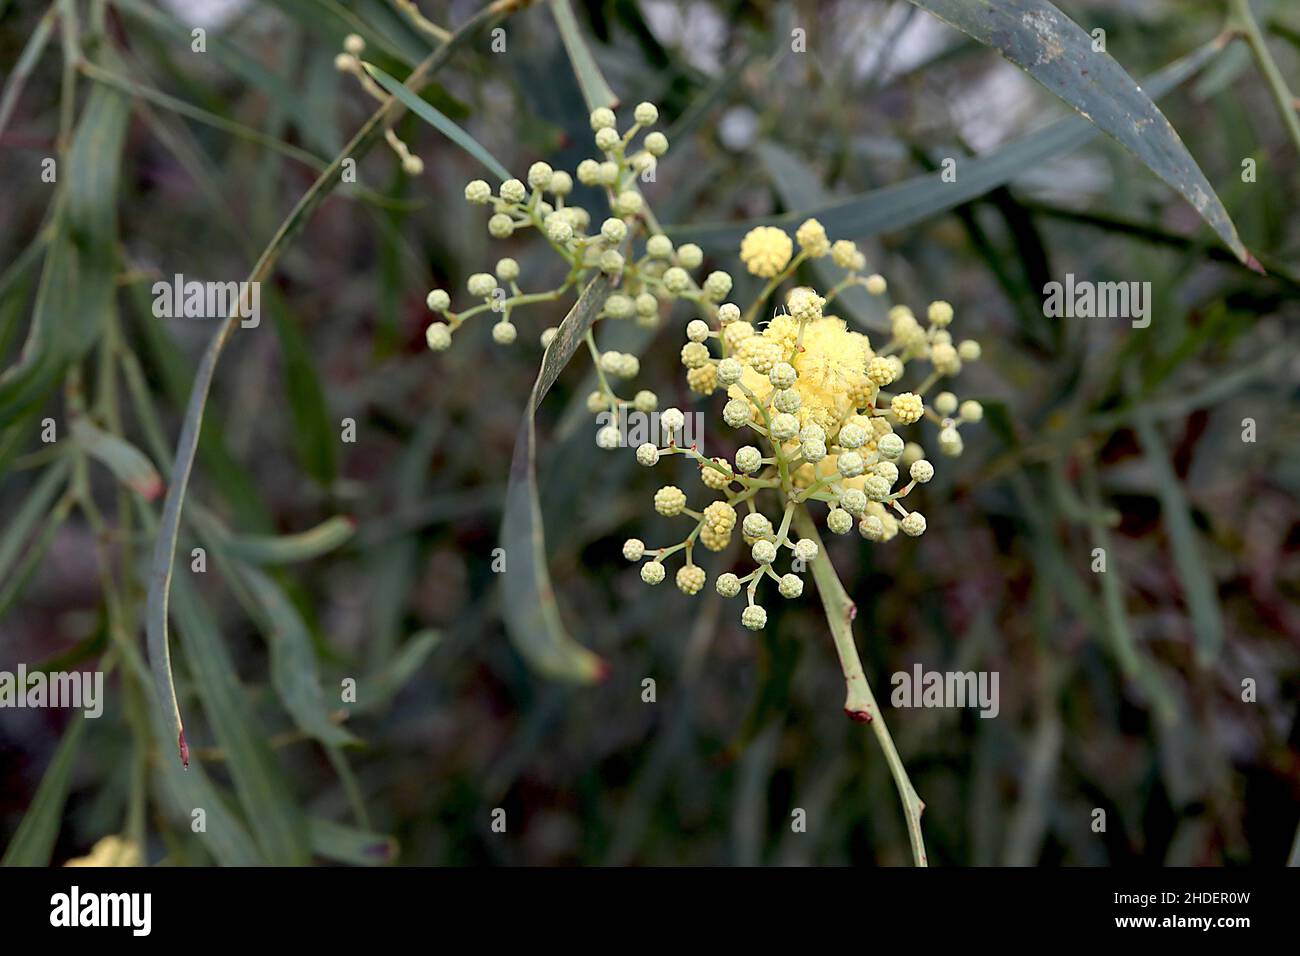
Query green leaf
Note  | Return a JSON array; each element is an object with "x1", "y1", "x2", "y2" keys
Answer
[
  {"x1": 348, "y1": 629, "x2": 441, "y2": 717},
  {"x1": 71, "y1": 418, "x2": 164, "y2": 500},
  {"x1": 169, "y1": 576, "x2": 312, "y2": 864},
  {"x1": 363, "y1": 62, "x2": 512, "y2": 180},
  {"x1": 227, "y1": 563, "x2": 360, "y2": 748},
  {"x1": 501, "y1": 278, "x2": 611, "y2": 683},
  {"x1": 1131, "y1": 402, "x2": 1225, "y2": 665},
  {"x1": 221, "y1": 515, "x2": 356, "y2": 565},
  {"x1": 309, "y1": 818, "x2": 398, "y2": 866},
  {"x1": 903, "y1": 0, "x2": 1253, "y2": 267},
  {"x1": 668, "y1": 41, "x2": 1223, "y2": 251},
  {"x1": 270, "y1": 298, "x2": 337, "y2": 485},
  {"x1": 1, "y1": 716, "x2": 86, "y2": 866},
  {"x1": 549, "y1": 0, "x2": 619, "y2": 111},
  {"x1": 0, "y1": 457, "x2": 70, "y2": 584}
]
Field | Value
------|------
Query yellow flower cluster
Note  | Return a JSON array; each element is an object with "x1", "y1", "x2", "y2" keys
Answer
[{"x1": 740, "y1": 226, "x2": 794, "y2": 278}]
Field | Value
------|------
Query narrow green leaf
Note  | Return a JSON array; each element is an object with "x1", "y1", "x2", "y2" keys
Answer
[
  {"x1": 348, "y1": 629, "x2": 441, "y2": 717},
  {"x1": 0, "y1": 457, "x2": 70, "y2": 584},
  {"x1": 309, "y1": 817, "x2": 398, "y2": 866},
  {"x1": 1131, "y1": 403, "x2": 1225, "y2": 665},
  {"x1": 221, "y1": 515, "x2": 356, "y2": 565},
  {"x1": 1, "y1": 716, "x2": 86, "y2": 866},
  {"x1": 501, "y1": 278, "x2": 611, "y2": 682},
  {"x1": 904, "y1": 0, "x2": 1252, "y2": 266},
  {"x1": 668, "y1": 42, "x2": 1222, "y2": 250},
  {"x1": 71, "y1": 418, "x2": 164, "y2": 500},
  {"x1": 228, "y1": 564, "x2": 359, "y2": 748},
  {"x1": 363, "y1": 62, "x2": 511, "y2": 180},
  {"x1": 549, "y1": 0, "x2": 619, "y2": 111},
  {"x1": 170, "y1": 576, "x2": 312, "y2": 864},
  {"x1": 0, "y1": 3, "x2": 56, "y2": 141},
  {"x1": 270, "y1": 298, "x2": 337, "y2": 485}
]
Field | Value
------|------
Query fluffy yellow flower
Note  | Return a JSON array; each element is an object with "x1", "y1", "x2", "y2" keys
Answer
[
  {"x1": 740, "y1": 226, "x2": 793, "y2": 278},
  {"x1": 730, "y1": 311, "x2": 873, "y2": 435},
  {"x1": 64, "y1": 835, "x2": 142, "y2": 867},
  {"x1": 795, "y1": 218, "x2": 830, "y2": 257}
]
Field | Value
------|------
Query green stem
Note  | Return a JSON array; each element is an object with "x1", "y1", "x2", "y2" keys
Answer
[
  {"x1": 792, "y1": 507, "x2": 928, "y2": 867},
  {"x1": 1230, "y1": 0, "x2": 1300, "y2": 155}
]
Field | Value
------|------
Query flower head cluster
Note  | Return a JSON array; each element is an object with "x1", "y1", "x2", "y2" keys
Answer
[{"x1": 621, "y1": 220, "x2": 982, "y2": 630}]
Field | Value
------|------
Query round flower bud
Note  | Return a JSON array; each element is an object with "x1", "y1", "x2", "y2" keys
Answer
[
  {"x1": 425, "y1": 323, "x2": 452, "y2": 351},
  {"x1": 499, "y1": 179, "x2": 526, "y2": 203},
  {"x1": 635, "y1": 294, "x2": 659, "y2": 319},
  {"x1": 715, "y1": 357, "x2": 743, "y2": 387},
  {"x1": 641, "y1": 562, "x2": 666, "y2": 585},
  {"x1": 770, "y1": 413, "x2": 799, "y2": 441},
  {"x1": 680, "y1": 342, "x2": 709, "y2": 368},
  {"x1": 547, "y1": 218, "x2": 574, "y2": 243},
  {"x1": 467, "y1": 273, "x2": 497, "y2": 297},
  {"x1": 597, "y1": 161, "x2": 619, "y2": 186},
  {"x1": 931, "y1": 343, "x2": 961, "y2": 375},
  {"x1": 873, "y1": 461, "x2": 899, "y2": 485},
  {"x1": 735, "y1": 446, "x2": 763, "y2": 474},
  {"x1": 938, "y1": 426, "x2": 964, "y2": 457},
  {"x1": 741, "y1": 604, "x2": 767, "y2": 631},
  {"x1": 343, "y1": 33, "x2": 366, "y2": 55},
  {"x1": 663, "y1": 267, "x2": 691, "y2": 295},
  {"x1": 773, "y1": 389, "x2": 801, "y2": 414},
  {"x1": 403, "y1": 155, "x2": 424, "y2": 176},
  {"x1": 599, "y1": 350, "x2": 623, "y2": 375},
  {"x1": 676, "y1": 244, "x2": 704, "y2": 269},
  {"x1": 958, "y1": 339, "x2": 981, "y2": 362},
  {"x1": 596, "y1": 425, "x2": 621, "y2": 449},
  {"x1": 590, "y1": 107, "x2": 616, "y2": 130},
  {"x1": 960, "y1": 400, "x2": 984, "y2": 423},
  {"x1": 840, "y1": 488, "x2": 867, "y2": 517},
  {"x1": 600, "y1": 250, "x2": 625, "y2": 275},
  {"x1": 716, "y1": 573, "x2": 741, "y2": 598},
  {"x1": 703, "y1": 271, "x2": 733, "y2": 301},
  {"x1": 644, "y1": 131, "x2": 669, "y2": 156},
  {"x1": 492, "y1": 321, "x2": 517, "y2": 345},
  {"x1": 604, "y1": 294, "x2": 633, "y2": 320},
  {"x1": 827, "y1": 508, "x2": 854, "y2": 535},
  {"x1": 891, "y1": 392, "x2": 925, "y2": 425},
  {"x1": 865, "y1": 274, "x2": 887, "y2": 295},
  {"x1": 526, "y1": 161, "x2": 553, "y2": 190},
  {"x1": 837, "y1": 423, "x2": 867, "y2": 450},
  {"x1": 752, "y1": 540, "x2": 778, "y2": 565},
  {"x1": 632, "y1": 390, "x2": 657, "y2": 414},
  {"x1": 722, "y1": 398, "x2": 751, "y2": 428},
  {"x1": 646, "y1": 234, "x2": 673, "y2": 259},
  {"x1": 550, "y1": 170, "x2": 573, "y2": 195},
  {"x1": 634, "y1": 101, "x2": 659, "y2": 125},
  {"x1": 676, "y1": 565, "x2": 706, "y2": 595},
  {"x1": 717, "y1": 302, "x2": 741, "y2": 325},
  {"x1": 613, "y1": 190, "x2": 644, "y2": 217},
  {"x1": 902, "y1": 442, "x2": 925, "y2": 467},
  {"x1": 464, "y1": 179, "x2": 491, "y2": 203},
  {"x1": 877, "y1": 433, "x2": 905, "y2": 460},
  {"x1": 795, "y1": 218, "x2": 830, "y2": 257},
  {"x1": 910, "y1": 459, "x2": 935, "y2": 483},
  {"x1": 661, "y1": 407, "x2": 686, "y2": 433},
  {"x1": 493, "y1": 258, "x2": 520, "y2": 283},
  {"x1": 859, "y1": 516, "x2": 884, "y2": 542},
  {"x1": 601, "y1": 217, "x2": 628, "y2": 244},
  {"x1": 800, "y1": 440, "x2": 827, "y2": 463},
  {"x1": 867, "y1": 356, "x2": 897, "y2": 386},
  {"x1": 933, "y1": 392, "x2": 958, "y2": 417},
  {"x1": 836, "y1": 451, "x2": 865, "y2": 478},
  {"x1": 769, "y1": 362, "x2": 797, "y2": 389},
  {"x1": 740, "y1": 226, "x2": 793, "y2": 278},
  {"x1": 586, "y1": 391, "x2": 607, "y2": 413},
  {"x1": 701, "y1": 459, "x2": 733, "y2": 489},
  {"x1": 793, "y1": 539, "x2": 818, "y2": 563},
  {"x1": 595, "y1": 127, "x2": 620, "y2": 152},
  {"x1": 622, "y1": 538, "x2": 645, "y2": 561},
  {"x1": 830, "y1": 240, "x2": 859, "y2": 270},
  {"x1": 778, "y1": 573, "x2": 804, "y2": 599},
  {"x1": 863, "y1": 475, "x2": 892, "y2": 502},
  {"x1": 636, "y1": 442, "x2": 660, "y2": 467},
  {"x1": 742, "y1": 513, "x2": 772, "y2": 539},
  {"x1": 653, "y1": 485, "x2": 687, "y2": 516},
  {"x1": 540, "y1": 327, "x2": 558, "y2": 348},
  {"x1": 488, "y1": 213, "x2": 515, "y2": 238},
  {"x1": 799, "y1": 423, "x2": 826, "y2": 445},
  {"x1": 722, "y1": 321, "x2": 754, "y2": 350},
  {"x1": 576, "y1": 159, "x2": 600, "y2": 185},
  {"x1": 901, "y1": 511, "x2": 927, "y2": 537},
  {"x1": 678, "y1": 321, "x2": 708, "y2": 346},
  {"x1": 928, "y1": 300, "x2": 954, "y2": 327},
  {"x1": 630, "y1": 151, "x2": 656, "y2": 175},
  {"x1": 426, "y1": 289, "x2": 450, "y2": 312}
]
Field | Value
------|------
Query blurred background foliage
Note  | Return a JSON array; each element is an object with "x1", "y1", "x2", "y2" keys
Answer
[{"x1": 1, "y1": 0, "x2": 1298, "y2": 866}]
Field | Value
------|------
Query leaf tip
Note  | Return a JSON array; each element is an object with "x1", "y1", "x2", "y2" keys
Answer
[{"x1": 178, "y1": 729, "x2": 190, "y2": 769}]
